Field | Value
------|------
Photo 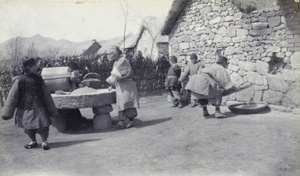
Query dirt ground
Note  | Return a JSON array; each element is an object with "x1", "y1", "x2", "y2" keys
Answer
[{"x1": 1, "y1": 92, "x2": 300, "y2": 176}]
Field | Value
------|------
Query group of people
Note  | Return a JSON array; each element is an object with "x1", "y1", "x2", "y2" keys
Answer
[
  {"x1": 165, "y1": 52, "x2": 240, "y2": 118},
  {"x1": 1, "y1": 45, "x2": 239, "y2": 150}
]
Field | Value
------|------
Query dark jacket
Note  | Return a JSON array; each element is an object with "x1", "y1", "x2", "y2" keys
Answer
[{"x1": 165, "y1": 64, "x2": 181, "y2": 90}]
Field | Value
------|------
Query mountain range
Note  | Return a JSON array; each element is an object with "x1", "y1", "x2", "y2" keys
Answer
[{"x1": 0, "y1": 34, "x2": 124, "y2": 60}]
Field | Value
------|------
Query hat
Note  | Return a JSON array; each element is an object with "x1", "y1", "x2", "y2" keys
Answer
[
  {"x1": 190, "y1": 53, "x2": 197, "y2": 60},
  {"x1": 23, "y1": 58, "x2": 36, "y2": 67},
  {"x1": 170, "y1": 56, "x2": 177, "y2": 63}
]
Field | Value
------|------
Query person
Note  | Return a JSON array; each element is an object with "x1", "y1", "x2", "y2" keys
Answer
[
  {"x1": 106, "y1": 46, "x2": 139, "y2": 129},
  {"x1": 165, "y1": 56, "x2": 183, "y2": 108},
  {"x1": 179, "y1": 53, "x2": 205, "y2": 107},
  {"x1": 2, "y1": 57, "x2": 59, "y2": 150},
  {"x1": 185, "y1": 55, "x2": 240, "y2": 118}
]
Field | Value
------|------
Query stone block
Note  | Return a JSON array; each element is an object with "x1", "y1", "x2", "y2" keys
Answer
[
  {"x1": 227, "y1": 26, "x2": 236, "y2": 37},
  {"x1": 93, "y1": 114, "x2": 112, "y2": 130},
  {"x1": 282, "y1": 83, "x2": 300, "y2": 108},
  {"x1": 258, "y1": 16, "x2": 268, "y2": 22},
  {"x1": 262, "y1": 90, "x2": 283, "y2": 105},
  {"x1": 239, "y1": 61, "x2": 256, "y2": 71},
  {"x1": 253, "y1": 85, "x2": 268, "y2": 91},
  {"x1": 235, "y1": 86, "x2": 254, "y2": 102},
  {"x1": 224, "y1": 16, "x2": 234, "y2": 22},
  {"x1": 214, "y1": 34, "x2": 223, "y2": 43},
  {"x1": 178, "y1": 35, "x2": 192, "y2": 43},
  {"x1": 218, "y1": 26, "x2": 227, "y2": 36},
  {"x1": 200, "y1": 7, "x2": 212, "y2": 16},
  {"x1": 228, "y1": 64, "x2": 239, "y2": 72},
  {"x1": 251, "y1": 28, "x2": 272, "y2": 36},
  {"x1": 234, "y1": 12, "x2": 243, "y2": 20},
  {"x1": 291, "y1": 51, "x2": 300, "y2": 70},
  {"x1": 256, "y1": 61, "x2": 269, "y2": 74},
  {"x1": 180, "y1": 42, "x2": 190, "y2": 49},
  {"x1": 253, "y1": 91, "x2": 263, "y2": 102},
  {"x1": 209, "y1": 17, "x2": 221, "y2": 25},
  {"x1": 252, "y1": 22, "x2": 269, "y2": 30},
  {"x1": 268, "y1": 16, "x2": 281, "y2": 28},
  {"x1": 93, "y1": 104, "x2": 113, "y2": 115},
  {"x1": 225, "y1": 46, "x2": 236, "y2": 55},
  {"x1": 236, "y1": 29, "x2": 248, "y2": 38},
  {"x1": 266, "y1": 75, "x2": 289, "y2": 93},
  {"x1": 281, "y1": 69, "x2": 295, "y2": 81},
  {"x1": 247, "y1": 71, "x2": 264, "y2": 85},
  {"x1": 230, "y1": 72, "x2": 244, "y2": 86},
  {"x1": 230, "y1": 58, "x2": 239, "y2": 65},
  {"x1": 238, "y1": 69, "x2": 247, "y2": 76}
]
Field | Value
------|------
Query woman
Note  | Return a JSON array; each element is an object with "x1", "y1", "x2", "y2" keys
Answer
[{"x1": 106, "y1": 46, "x2": 139, "y2": 129}]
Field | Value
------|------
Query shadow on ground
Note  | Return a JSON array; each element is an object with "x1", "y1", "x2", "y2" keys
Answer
[{"x1": 50, "y1": 139, "x2": 101, "y2": 148}]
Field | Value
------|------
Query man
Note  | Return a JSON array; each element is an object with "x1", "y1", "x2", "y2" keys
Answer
[
  {"x1": 185, "y1": 55, "x2": 240, "y2": 118},
  {"x1": 179, "y1": 53, "x2": 205, "y2": 107},
  {"x1": 107, "y1": 46, "x2": 139, "y2": 128}
]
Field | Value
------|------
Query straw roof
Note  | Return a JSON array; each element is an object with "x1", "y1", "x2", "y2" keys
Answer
[
  {"x1": 58, "y1": 40, "x2": 101, "y2": 56},
  {"x1": 120, "y1": 26, "x2": 146, "y2": 49},
  {"x1": 161, "y1": 0, "x2": 189, "y2": 35}
]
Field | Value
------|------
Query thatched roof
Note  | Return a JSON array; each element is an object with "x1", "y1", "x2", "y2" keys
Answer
[
  {"x1": 58, "y1": 40, "x2": 101, "y2": 56},
  {"x1": 161, "y1": 0, "x2": 189, "y2": 35},
  {"x1": 120, "y1": 26, "x2": 145, "y2": 49}
]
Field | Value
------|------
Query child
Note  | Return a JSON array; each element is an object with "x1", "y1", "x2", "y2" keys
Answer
[
  {"x1": 179, "y1": 53, "x2": 205, "y2": 107},
  {"x1": 165, "y1": 56, "x2": 183, "y2": 108},
  {"x1": 2, "y1": 58, "x2": 59, "y2": 150}
]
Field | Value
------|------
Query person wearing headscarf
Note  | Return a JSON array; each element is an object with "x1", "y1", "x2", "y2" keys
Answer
[
  {"x1": 106, "y1": 46, "x2": 139, "y2": 129},
  {"x1": 2, "y1": 57, "x2": 59, "y2": 150}
]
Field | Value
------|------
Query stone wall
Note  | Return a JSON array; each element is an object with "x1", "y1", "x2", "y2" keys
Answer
[{"x1": 168, "y1": 0, "x2": 300, "y2": 109}]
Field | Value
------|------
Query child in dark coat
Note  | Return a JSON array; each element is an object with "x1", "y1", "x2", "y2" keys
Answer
[
  {"x1": 165, "y1": 56, "x2": 183, "y2": 108},
  {"x1": 2, "y1": 58, "x2": 59, "y2": 150}
]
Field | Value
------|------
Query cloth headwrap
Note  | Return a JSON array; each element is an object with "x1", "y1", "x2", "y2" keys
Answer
[
  {"x1": 190, "y1": 53, "x2": 197, "y2": 60},
  {"x1": 170, "y1": 56, "x2": 177, "y2": 63},
  {"x1": 23, "y1": 58, "x2": 36, "y2": 67},
  {"x1": 216, "y1": 56, "x2": 228, "y2": 64}
]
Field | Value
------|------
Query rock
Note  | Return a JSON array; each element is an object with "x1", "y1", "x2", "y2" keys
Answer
[
  {"x1": 239, "y1": 61, "x2": 256, "y2": 71},
  {"x1": 281, "y1": 69, "x2": 295, "y2": 81},
  {"x1": 291, "y1": 51, "x2": 300, "y2": 70},
  {"x1": 256, "y1": 61, "x2": 270, "y2": 74},
  {"x1": 93, "y1": 105, "x2": 113, "y2": 115},
  {"x1": 282, "y1": 83, "x2": 300, "y2": 107},
  {"x1": 258, "y1": 16, "x2": 268, "y2": 22},
  {"x1": 230, "y1": 72, "x2": 244, "y2": 86},
  {"x1": 263, "y1": 90, "x2": 283, "y2": 105},
  {"x1": 252, "y1": 22, "x2": 269, "y2": 30},
  {"x1": 251, "y1": 29, "x2": 272, "y2": 36},
  {"x1": 214, "y1": 34, "x2": 223, "y2": 43},
  {"x1": 228, "y1": 64, "x2": 239, "y2": 72},
  {"x1": 235, "y1": 86, "x2": 254, "y2": 102},
  {"x1": 253, "y1": 85, "x2": 268, "y2": 91},
  {"x1": 218, "y1": 26, "x2": 227, "y2": 36},
  {"x1": 93, "y1": 114, "x2": 112, "y2": 130},
  {"x1": 266, "y1": 75, "x2": 289, "y2": 93},
  {"x1": 253, "y1": 91, "x2": 263, "y2": 102},
  {"x1": 268, "y1": 16, "x2": 281, "y2": 28},
  {"x1": 209, "y1": 17, "x2": 221, "y2": 25},
  {"x1": 225, "y1": 46, "x2": 236, "y2": 55},
  {"x1": 180, "y1": 42, "x2": 190, "y2": 49},
  {"x1": 227, "y1": 26, "x2": 236, "y2": 37},
  {"x1": 247, "y1": 71, "x2": 264, "y2": 85}
]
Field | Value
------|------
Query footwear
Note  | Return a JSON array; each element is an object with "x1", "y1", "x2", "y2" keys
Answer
[
  {"x1": 202, "y1": 106, "x2": 210, "y2": 117},
  {"x1": 24, "y1": 142, "x2": 37, "y2": 149},
  {"x1": 178, "y1": 101, "x2": 183, "y2": 108},
  {"x1": 126, "y1": 121, "x2": 134, "y2": 128},
  {"x1": 190, "y1": 100, "x2": 197, "y2": 108},
  {"x1": 172, "y1": 99, "x2": 179, "y2": 107},
  {"x1": 42, "y1": 142, "x2": 50, "y2": 150},
  {"x1": 215, "y1": 107, "x2": 226, "y2": 118},
  {"x1": 116, "y1": 120, "x2": 126, "y2": 129}
]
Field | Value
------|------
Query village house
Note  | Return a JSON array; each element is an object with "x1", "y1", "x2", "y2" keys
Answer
[
  {"x1": 161, "y1": 0, "x2": 300, "y2": 111},
  {"x1": 58, "y1": 39, "x2": 101, "y2": 58}
]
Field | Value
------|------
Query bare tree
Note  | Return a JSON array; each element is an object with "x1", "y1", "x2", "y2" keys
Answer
[
  {"x1": 5, "y1": 31, "x2": 24, "y2": 73},
  {"x1": 141, "y1": 16, "x2": 164, "y2": 58},
  {"x1": 119, "y1": 0, "x2": 129, "y2": 50},
  {"x1": 27, "y1": 42, "x2": 38, "y2": 58}
]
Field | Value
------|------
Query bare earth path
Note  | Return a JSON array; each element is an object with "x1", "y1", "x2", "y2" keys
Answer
[{"x1": 1, "y1": 94, "x2": 300, "y2": 176}]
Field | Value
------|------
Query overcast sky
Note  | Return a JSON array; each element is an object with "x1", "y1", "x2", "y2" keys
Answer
[{"x1": 0, "y1": 0, "x2": 173, "y2": 43}]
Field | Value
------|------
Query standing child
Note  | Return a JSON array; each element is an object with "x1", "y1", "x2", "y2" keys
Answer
[
  {"x1": 165, "y1": 56, "x2": 183, "y2": 108},
  {"x1": 2, "y1": 58, "x2": 59, "y2": 150},
  {"x1": 179, "y1": 53, "x2": 205, "y2": 107}
]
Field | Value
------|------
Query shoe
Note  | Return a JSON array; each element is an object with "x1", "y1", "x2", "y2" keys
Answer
[
  {"x1": 215, "y1": 112, "x2": 226, "y2": 118},
  {"x1": 190, "y1": 100, "x2": 197, "y2": 108},
  {"x1": 203, "y1": 109, "x2": 210, "y2": 117},
  {"x1": 178, "y1": 101, "x2": 184, "y2": 108},
  {"x1": 116, "y1": 121, "x2": 126, "y2": 129},
  {"x1": 24, "y1": 142, "x2": 38, "y2": 149},
  {"x1": 42, "y1": 143, "x2": 50, "y2": 150},
  {"x1": 126, "y1": 121, "x2": 134, "y2": 128}
]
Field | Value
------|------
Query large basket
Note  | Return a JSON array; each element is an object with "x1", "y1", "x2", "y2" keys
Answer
[{"x1": 41, "y1": 67, "x2": 71, "y2": 93}]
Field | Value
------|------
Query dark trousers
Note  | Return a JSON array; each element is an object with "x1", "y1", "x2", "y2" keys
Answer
[{"x1": 25, "y1": 127, "x2": 49, "y2": 142}]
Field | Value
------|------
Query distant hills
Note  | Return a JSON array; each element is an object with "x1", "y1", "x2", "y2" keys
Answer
[{"x1": 0, "y1": 34, "x2": 123, "y2": 60}]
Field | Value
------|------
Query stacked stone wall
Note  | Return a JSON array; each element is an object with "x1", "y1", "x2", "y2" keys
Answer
[{"x1": 168, "y1": 0, "x2": 300, "y2": 110}]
